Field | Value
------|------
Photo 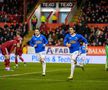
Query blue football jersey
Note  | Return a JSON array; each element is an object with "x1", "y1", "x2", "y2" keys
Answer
[
  {"x1": 29, "y1": 34, "x2": 48, "y2": 53},
  {"x1": 64, "y1": 34, "x2": 88, "y2": 53}
]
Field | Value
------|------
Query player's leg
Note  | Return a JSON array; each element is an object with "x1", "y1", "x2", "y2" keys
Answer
[
  {"x1": 68, "y1": 51, "x2": 79, "y2": 80},
  {"x1": 4, "y1": 55, "x2": 10, "y2": 71},
  {"x1": 39, "y1": 51, "x2": 46, "y2": 76},
  {"x1": 40, "y1": 58, "x2": 46, "y2": 76},
  {"x1": 68, "y1": 60, "x2": 75, "y2": 80},
  {"x1": 15, "y1": 55, "x2": 18, "y2": 67},
  {"x1": 80, "y1": 54, "x2": 86, "y2": 65},
  {"x1": 76, "y1": 54, "x2": 86, "y2": 70},
  {"x1": 19, "y1": 56, "x2": 24, "y2": 62},
  {"x1": 1, "y1": 48, "x2": 10, "y2": 71},
  {"x1": 19, "y1": 55, "x2": 26, "y2": 66},
  {"x1": 16, "y1": 48, "x2": 26, "y2": 66}
]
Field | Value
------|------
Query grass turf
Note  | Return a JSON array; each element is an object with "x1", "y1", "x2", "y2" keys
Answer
[{"x1": 0, "y1": 62, "x2": 108, "y2": 90}]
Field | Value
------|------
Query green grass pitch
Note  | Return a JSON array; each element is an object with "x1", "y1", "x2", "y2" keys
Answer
[{"x1": 0, "y1": 62, "x2": 108, "y2": 90}]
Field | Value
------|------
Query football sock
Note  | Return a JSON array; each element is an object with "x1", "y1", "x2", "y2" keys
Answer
[
  {"x1": 19, "y1": 57, "x2": 24, "y2": 62},
  {"x1": 15, "y1": 57, "x2": 18, "y2": 64},
  {"x1": 70, "y1": 60, "x2": 75, "y2": 77},
  {"x1": 42, "y1": 61, "x2": 46, "y2": 75}
]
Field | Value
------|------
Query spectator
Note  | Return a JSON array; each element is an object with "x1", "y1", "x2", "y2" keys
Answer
[
  {"x1": 41, "y1": 14, "x2": 47, "y2": 24},
  {"x1": 31, "y1": 15, "x2": 38, "y2": 30},
  {"x1": 51, "y1": 13, "x2": 58, "y2": 23}
]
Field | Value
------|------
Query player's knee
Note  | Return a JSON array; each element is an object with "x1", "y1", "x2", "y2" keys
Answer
[
  {"x1": 5, "y1": 55, "x2": 10, "y2": 59},
  {"x1": 19, "y1": 56, "x2": 22, "y2": 58},
  {"x1": 40, "y1": 58, "x2": 45, "y2": 63}
]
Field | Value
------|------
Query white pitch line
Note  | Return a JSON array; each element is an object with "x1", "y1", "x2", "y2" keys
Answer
[
  {"x1": 0, "y1": 78, "x2": 65, "y2": 82},
  {"x1": 0, "y1": 69, "x2": 68, "y2": 78},
  {"x1": 0, "y1": 77, "x2": 108, "y2": 83}
]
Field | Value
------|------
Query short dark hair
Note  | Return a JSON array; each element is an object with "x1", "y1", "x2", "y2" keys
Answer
[{"x1": 69, "y1": 27, "x2": 76, "y2": 31}]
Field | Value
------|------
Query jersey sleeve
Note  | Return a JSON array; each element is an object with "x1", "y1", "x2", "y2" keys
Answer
[
  {"x1": 79, "y1": 34, "x2": 88, "y2": 44},
  {"x1": 63, "y1": 34, "x2": 69, "y2": 46},
  {"x1": 29, "y1": 36, "x2": 35, "y2": 47},
  {"x1": 43, "y1": 35, "x2": 48, "y2": 45}
]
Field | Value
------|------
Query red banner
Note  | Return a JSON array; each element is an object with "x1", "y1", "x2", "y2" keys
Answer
[{"x1": 88, "y1": 46, "x2": 105, "y2": 56}]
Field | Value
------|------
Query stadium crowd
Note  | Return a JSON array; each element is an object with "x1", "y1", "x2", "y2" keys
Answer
[
  {"x1": 0, "y1": 23, "x2": 28, "y2": 44},
  {"x1": 0, "y1": 0, "x2": 107, "y2": 47},
  {"x1": 0, "y1": 0, "x2": 37, "y2": 44},
  {"x1": 80, "y1": 0, "x2": 108, "y2": 23},
  {"x1": 0, "y1": 0, "x2": 23, "y2": 22},
  {"x1": 40, "y1": 23, "x2": 108, "y2": 46},
  {"x1": 0, "y1": 0, "x2": 38, "y2": 22}
]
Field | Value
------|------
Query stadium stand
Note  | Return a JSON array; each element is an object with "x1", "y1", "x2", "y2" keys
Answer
[
  {"x1": 39, "y1": 23, "x2": 108, "y2": 46},
  {"x1": 44, "y1": 0, "x2": 76, "y2": 2},
  {"x1": 80, "y1": 0, "x2": 108, "y2": 23},
  {"x1": 0, "y1": 0, "x2": 38, "y2": 44},
  {"x1": 27, "y1": 0, "x2": 39, "y2": 14},
  {"x1": 0, "y1": 0, "x2": 38, "y2": 23},
  {"x1": 0, "y1": 22, "x2": 28, "y2": 44},
  {"x1": 0, "y1": 0, "x2": 107, "y2": 46},
  {"x1": 39, "y1": 0, "x2": 108, "y2": 46},
  {"x1": 0, "y1": 0, "x2": 23, "y2": 22}
]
